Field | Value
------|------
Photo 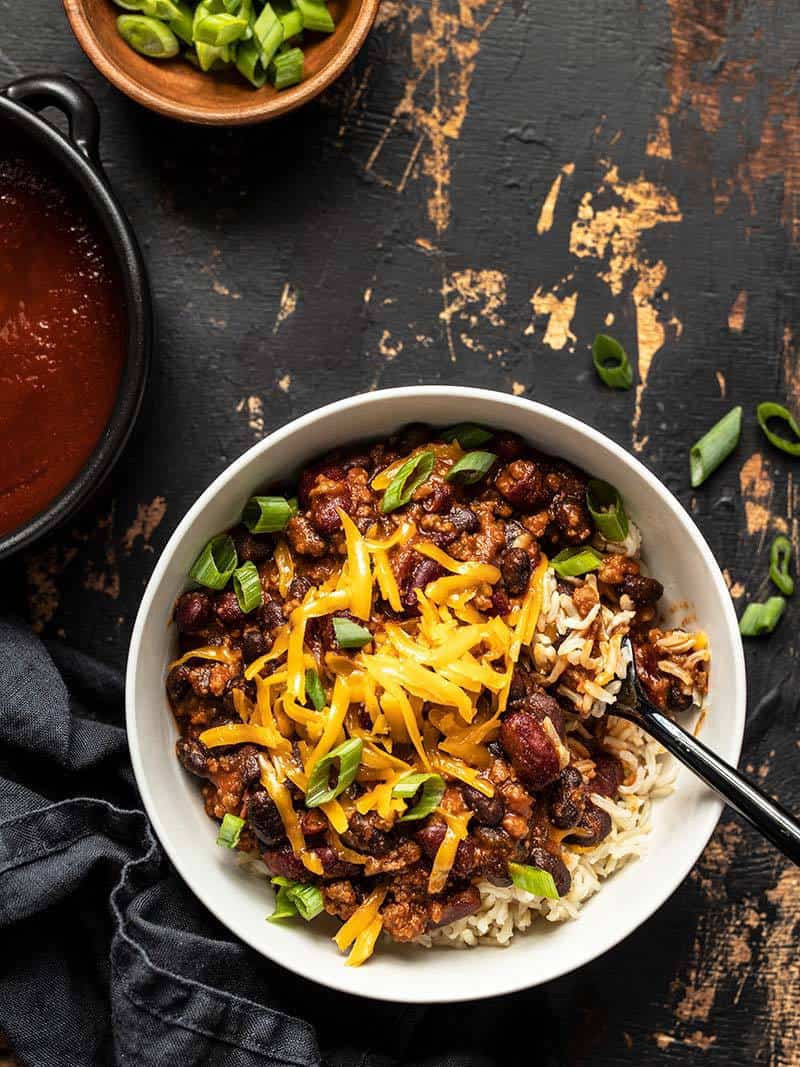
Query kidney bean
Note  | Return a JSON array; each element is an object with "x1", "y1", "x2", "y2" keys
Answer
[
  {"x1": 242, "y1": 627, "x2": 268, "y2": 664},
  {"x1": 565, "y1": 802, "x2": 612, "y2": 847},
  {"x1": 247, "y1": 789, "x2": 285, "y2": 846},
  {"x1": 462, "y1": 784, "x2": 504, "y2": 826},
  {"x1": 492, "y1": 432, "x2": 525, "y2": 460},
  {"x1": 491, "y1": 588, "x2": 510, "y2": 616},
  {"x1": 310, "y1": 485, "x2": 352, "y2": 535},
  {"x1": 175, "y1": 591, "x2": 212, "y2": 633},
  {"x1": 500, "y1": 710, "x2": 562, "y2": 791},
  {"x1": 548, "y1": 766, "x2": 587, "y2": 829},
  {"x1": 175, "y1": 736, "x2": 212, "y2": 778},
  {"x1": 262, "y1": 847, "x2": 310, "y2": 882},
  {"x1": 415, "y1": 818, "x2": 446, "y2": 860},
  {"x1": 402, "y1": 557, "x2": 445, "y2": 611},
  {"x1": 527, "y1": 845, "x2": 572, "y2": 897},
  {"x1": 422, "y1": 480, "x2": 453, "y2": 513},
  {"x1": 341, "y1": 812, "x2": 395, "y2": 857},
  {"x1": 215, "y1": 591, "x2": 246, "y2": 629},
  {"x1": 449, "y1": 506, "x2": 480, "y2": 533},
  {"x1": 500, "y1": 547, "x2": 532, "y2": 595},
  {"x1": 668, "y1": 684, "x2": 693, "y2": 712},
  {"x1": 166, "y1": 663, "x2": 191, "y2": 703},
  {"x1": 231, "y1": 525, "x2": 273, "y2": 564},
  {"x1": 590, "y1": 753, "x2": 624, "y2": 798},
  {"x1": 394, "y1": 423, "x2": 430, "y2": 452},
  {"x1": 507, "y1": 670, "x2": 565, "y2": 738},
  {"x1": 503, "y1": 519, "x2": 526, "y2": 547},
  {"x1": 550, "y1": 494, "x2": 593, "y2": 545},
  {"x1": 258, "y1": 595, "x2": 286, "y2": 632},
  {"x1": 495, "y1": 459, "x2": 549, "y2": 512},
  {"x1": 315, "y1": 846, "x2": 362, "y2": 879},
  {"x1": 287, "y1": 577, "x2": 311, "y2": 602},
  {"x1": 428, "y1": 885, "x2": 482, "y2": 928},
  {"x1": 620, "y1": 574, "x2": 664, "y2": 606},
  {"x1": 298, "y1": 461, "x2": 347, "y2": 508}
]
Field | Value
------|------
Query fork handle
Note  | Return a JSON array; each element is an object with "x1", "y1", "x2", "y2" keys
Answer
[{"x1": 632, "y1": 707, "x2": 800, "y2": 865}]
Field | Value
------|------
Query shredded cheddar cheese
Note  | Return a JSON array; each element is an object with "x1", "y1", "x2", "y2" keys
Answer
[
  {"x1": 334, "y1": 886, "x2": 388, "y2": 951},
  {"x1": 428, "y1": 809, "x2": 472, "y2": 894},
  {"x1": 169, "y1": 644, "x2": 239, "y2": 670}
]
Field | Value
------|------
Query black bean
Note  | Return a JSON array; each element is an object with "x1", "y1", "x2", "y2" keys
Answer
[{"x1": 175, "y1": 591, "x2": 212, "y2": 633}]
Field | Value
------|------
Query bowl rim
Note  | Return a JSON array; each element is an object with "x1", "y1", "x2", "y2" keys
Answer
[
  {"x1": 0, "y1": 80, "x2": 151, "y2": 559},
  {"x1": 126, "y1": 385, "x2": 747, "y2": 1002},
  {"x1": 63, "y1": 0, "x2": 381, "y2": 126}
]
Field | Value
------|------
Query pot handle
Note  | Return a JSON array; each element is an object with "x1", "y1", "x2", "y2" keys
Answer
[{"x1": 3, "y1": 74, "x2": 101, "y2": 165}]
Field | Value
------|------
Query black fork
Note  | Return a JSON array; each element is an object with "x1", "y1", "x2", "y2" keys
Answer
[{"x1": 613, "y1": 637, "x2": 800, "y2": 865}]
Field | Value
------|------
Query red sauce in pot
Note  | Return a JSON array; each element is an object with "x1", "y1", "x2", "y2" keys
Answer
[{"x1": 0, "y1": 132, "x2": 125, "y2": 537}]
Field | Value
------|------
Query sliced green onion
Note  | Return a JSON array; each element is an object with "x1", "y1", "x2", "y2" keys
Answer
[
  {"x1": 393, "y1": 773, "x2": 445, "y2": 821},
  {"x1": 195, "y1": 40, "x2": 228, "y2": 70},
  {"x1": 189, "y1": 533, "x2": 238, "y2": 590},
  {"x1": 235, "y1": 38, "x2": 268, "y2": 86},
  {"x1": 508, "y1": 861, "x2": 560, "y2": 899},
  {"x1": 689, "y1": 406, "x2": 742, "y2": 488},
  {"x1": 113, "y1": 0, "x2": 151, "y2": 9},
  {"x1": 440, "y1": 423, "x2": 493, "y2": 449},
  {"x1": 445, "y1": 451, "x2": 497, "y2": 485},
  {"x1": 222, "y1": 0, "x2": 242, "y2": 11},
  {"x1": 756, "y1": 401, "x2": 800, "y2": 456},
  {"x1": 194, "y1": 12, "x2": 248, "y2": 45},
  {"x1": 332, "y1": 617, "x2": 372, "y2": 649},
  {"x1": 143, "y1": 0, "x2": 186, "y2": 18},
  {"x1": 117, "y1": 14, "x2": 180, "y2": 57},
  {"x1": 586, "y1": 479, "x2": 629, "y2": 542},
  {"x1": 287, "y1": 496, "x2": 299, "y2": 516},
  {"x1": 268, "y1": 877, "x2": 324, "y2": 921},
  {"x1": 305, "y1": 668, "x2": 327, "y2": 711},
  {"x1": 290, "y1": 0, "x2": 334, "y2": 31},
  {"x1": 305, "y1": 738, "x2": 363, "y2": 807},
  {"x1": 242, "y1": 495, "x2": 293, "y2": 533},
  {"x1": 270, "y1": 46, "x2": 304, "y2": 89},
  {"x1": 739, "y1": 596, "x2": 786, "y2": 637},
  {"x1": 550, "y1": 546, "x2": 604, "y2": 578},
  {"x1": 216, "y1": 813, "x2": 245, "y2": 848},
  {"x1": 279, "y1": 8, "x2": 303, "y2": 38},
  {"x1": 233, "y1": 561, "x2": 263, "y2": 613},
  {"x1": 253, "y1": 1, "x2": 283, "y2": 65},
  {"x1": 769, "y1": 535, "x2": 794, "y2": 596},
  {"x1": 381, "y1": 451, "x2": 435, "y2": 514},
  {"x1": 592, "y1": 334, "x2": 633, "y2": 390},
  {"x1": 167, "y1": 2, "x2": 195, "y2": 44}
]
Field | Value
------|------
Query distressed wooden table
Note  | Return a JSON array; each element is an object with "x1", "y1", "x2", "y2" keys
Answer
[{"x1": 2, "y1": 0, "x2": 799, "y2": 1063}]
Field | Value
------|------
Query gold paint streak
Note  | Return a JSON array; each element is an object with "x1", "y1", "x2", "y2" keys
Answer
[
  {"x1": 511, "y1": 381, "x2": 525, "y2": 396},
  {"x1": 654, "y1": 1034, "x2": 676, "y2": 1051},
  {"x1": 604, "y1": 312, "x2": 615, "y2": 326},
  {"x1": 536, "y1": 162, "x2": 575, "y2": 235},
  {"x1": 762, "y1": 865, "x2": 800, "y2": 1063},
  {"x1": 278, "y1": 374, "x2": 292, "y2": 393},
  {"x1": 378, "y1": 330, "x2": 404, "y2": 360},
  {"x1": 715, "y1": 370, "x2": 726, "y2": 397},
  {"x1": 646, "y1": 113, "x2": 672, "y2": 159},
  {"x1": 440, "y1": 269, "x2": 507, "y2": 327},
  {"x1": 236, "y1": 395, "x2": 265, "y2": 437},
  {"x1": 740, "y1": 453, "x2": 774, "y2": 537},
  {"x1": 25, "y1": 545, "x2": 78, "y2": 633},
  {"x1": 83, "y1": 512, "x2": 120, "y2": 600},
  {"x1": 728, "y1": 290, "x2": 747, "y2": 332},
  {"x1": 273, "y1": 283, "x2": 298, "y2": 334},
  {"x1": 122, "y1": 497, "x2": 167, "y2": 555},
  {"x1": 530, "y1": 289, "x2": 578, "y2": 351},
  {"x1": 722, "y1": 569, "x2": 745, "y2": 599}
]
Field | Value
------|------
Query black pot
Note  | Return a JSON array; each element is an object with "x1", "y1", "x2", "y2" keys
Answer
[{"x1": 0, "y1": 73, "x2": 151, "y2": 559}]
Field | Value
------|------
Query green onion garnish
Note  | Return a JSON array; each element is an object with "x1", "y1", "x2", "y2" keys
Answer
[
  {"x1": 216, "y1": 813, "x2": 245, "y2": 849},
  {"x1": 332, "y1": 617, "x2": 372, "y2": 649},
  {"x1": 592, "y1": 334, "x2": 633, "y2": 390},
  {"x1": 253, "y1": 2, "x2": 283, "y2": 67},
  {"x1": 381, "y1": 450, "x2": 435, "y2": 514},
  {"x1": 268, "y1": 877, "x2": 324, "y2": 922},
  {"x1": 279, "y1": 8, "x2": 303, "y2": 39},
  {"x1": 739, "y1": 596, "x2": 786, "y2": 636},
  {"x1": 305, "y1": 668, "x2": 327, "y2": 711},
  {"x1": 550, "y1": 546, "x2": 604, "y2": 578},
  {"x1": 756, "y1": 401, "x2": 800, "y2": 456},
  {"x1": 445, "y1": 451, "x2": 497, "y2": 485},
  {"x1": 392, "y1": 772, "x2": 445, "y2": 821},
  {"x1": 305, "y1": 738, "x2": 363, "y2": 807},
  {"x1": 586, "y1": 479, "x2": 629, "y2": 542},
  {"x1": 270, "y1": 46, "x2": 304, "y2": 89},
  {"x1": 440, "y1": 423, "x2": 494, "y2": 449},
  {"x1": 689, "y1": 406, "x2": 742, "y2": 488},
  {"x1": 194, "y1": 10, "x2": 248, "y2": 45},
  {"x1": 508, "y1": 861, "x2": 560, "y2": 899},
  {"x1": 242, "y1": 495, "x2": 294, "y2": 533},
  {"x1": 290, "y1": 0, "x2": 334, "y2": 32},
  {"x1": 117, "y1": 14, "x2": 180, "y2": 57},
  {"x1": 189, "y1": 533, "x2": 238, "y2": 590},
  {"x1": 287, "y1": 496, "x2": 299, "y2": 516},
  {"x1": 233, "y1": 561, "x2": 263, "y2": 614},
  {"x1": 769, "y1": 535, "x2": 794, "y2": 596},
  {"x1": 235, "y1": 38, "x2": 268, "y2": 87}
]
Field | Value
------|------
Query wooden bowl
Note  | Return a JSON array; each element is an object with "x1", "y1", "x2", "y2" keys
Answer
[{"x1": 63, "y1": 0, "x2": 379, "y2": 125}]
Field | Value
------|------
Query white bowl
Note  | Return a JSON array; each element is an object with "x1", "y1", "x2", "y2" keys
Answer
[{"x1": 126, "y1": 386, "x2": 746, "y2": 1003}]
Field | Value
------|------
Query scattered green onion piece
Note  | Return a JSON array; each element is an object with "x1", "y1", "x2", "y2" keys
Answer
[
  {"x1": 270, "y1": 46, "x2": 304, "y2": 89},
  {"x1": 290, "y1": 0, "x2": 334, "y2": 32},
  {"x1": 305, "y1": 668, "x2": 327, "y2": 711},
  {"x1": 279, "y1": 8, "x2": 303, "y2": 39},
  {"x1": 586, "y1": 479, "x2": 629, "y2": 542},
  {"x1": 189, "y1": 533, "x2": 238, "y2": 590},
  {"x1": 287, "y1": 496, "x2": 299, "y2": 516},
  {"x1": 167, "y1": 2, "x2": 195, "y2": 44},
  {"x1": 216, "y1": 813, "x2": 245, "y2": 848},
  {"x1": 222, "y1": 0, "x2": 242, "y2": 11},
  {"x1": 254, "y1": 2, "x2": 284, "y2": 66},
  {"x1": 332, "y1": 617, "x2": 372, "y2": 649},
  {"x1": 268, "y1": 877, "x2": 324, "y2": 921},
  {"x1": 235, "y1": 38, "x2": 268, "y2": 86},
  {"x1": 689, "y1": 406, "x2": 742, "y2": 488},
  {"x1": 117, "y1": 14, "x2": 180, "y2": 57},
  {"x1": 268, "y1": 883, "x2": 299, "y2": 921},
  {"x1": 380, "y1": 450, "x2": 435, "y2": 514},
  {"x1": 143, "y1": 0, "x2": 186, "y2": 18},
  {"x1": 195, "y1": 41, "x2": 228, "y2": 70},
  {"x1": 769, "y1": 535, "x2": 794, "y2": 596},
  {"x1": 440, "y1": 423, "x2": 493, "y2": 449},
  {"x1": 305, "y1": 738, "x2": 363, "y2": 807},
  {"x1": 756, "y1": 401, "x2": 800, "y2": 456},
  {"x1": 233, "y1": 561, "x2": 263, "y2": 613},
  {"x1": 393, "y1": 773, "x2": 445, "y2": 821},
  {"x1": 445, "y1": 451, "x2": 497, "y2": 485},
  {"x1": 194, "y1": 12, "x2": 249, "y2": 45},
  {"x1": 592, "y1": 334, "x2": 633, "y2": 390},
  {"x1": 112, "y1": 0, "x2": 150, "y2": 10},
  {"x1": 242, "y1": 495, "x2": 293, "y2": 533},
  {"x1": 739, "y1": 596, "x2": 786, "y2": 637},
  {"x1": 550, "y1": 546, "x2": 604, "y2": 578},
  {"x1": 508, "y1": 862, "x2": 560, "y2": 899}
]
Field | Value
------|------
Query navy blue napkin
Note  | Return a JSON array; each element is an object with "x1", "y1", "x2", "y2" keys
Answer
[{"x1": 0, "y1": 618, "x2": 540, "y2": 1067}]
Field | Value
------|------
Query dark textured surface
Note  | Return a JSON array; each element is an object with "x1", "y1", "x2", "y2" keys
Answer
[{"x1": 2, "y1": 0, "x2": 799, "y2": 1062}]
